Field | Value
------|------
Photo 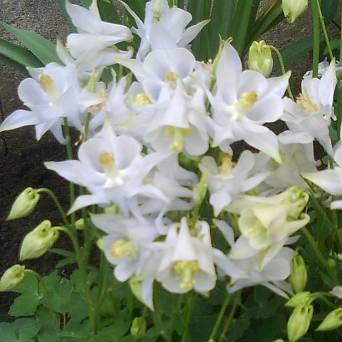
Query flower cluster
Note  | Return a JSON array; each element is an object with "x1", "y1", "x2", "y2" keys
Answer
[{"x1": 1, "y1": 0, "x2": 338, "y2": 310}]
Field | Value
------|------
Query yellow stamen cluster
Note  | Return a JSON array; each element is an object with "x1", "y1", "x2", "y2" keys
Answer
[
  {"x1": 165, "y1": 126, "x2": 192, "y2": 152},
  {"x1": 238, "y1": 91, "x2": 258, "y2": 110},
  {"x1": 173, "y1": 260, "x2": 200, "y2": 290},
  {"x1": 165, "y1": 71, "x2": 177, "y2": 82},
  {"x1": 111, "y1": 239, "x2": 138, "y2": 260},
  {"x1": 39, "y1": 74, "x2": 58, "y2": 97},
  {"x1": 296, "y1": 92, "x2": 318, "y2": 114},
  {"x1": 128, "y1": 92, "x2": 151, "y2": 107},
  {"x1": 99, "y1": 152, "x2": 117, "y2": 177},
  {"x1": 219, "y1": 154, "x2": 235, "y2": 176}
]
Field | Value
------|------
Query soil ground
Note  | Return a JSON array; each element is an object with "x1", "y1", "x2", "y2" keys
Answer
[{"x1": 0, "y1": 0, "x2": 338, "y2": 321}]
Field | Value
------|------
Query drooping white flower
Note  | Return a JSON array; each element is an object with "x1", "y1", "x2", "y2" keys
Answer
[
  {"x1": 45, "y1": 123, "x2": 167, "y2": 213},
  {"x1": 302, "y1": 142, "x2": 342, "y2": 209},
  {"x1": 117, "y1": 49, "x2": 210, "y2": 155},
  {"x1": 226, "y1": 186, "x2": 309, "y2": 268},
  {"x1": 121, "y1": 0, "x2": 208, "y2": 61},
  {"x1": 214, "y1": 220, "x2": 294, "y2": 298},
  {"x1": 156, "y1": 217, "x2": 216, "y2": 294},
  {"x1": 130, "y1": 155, "x2": 197, "y2": 228},
  {"x1": 252, "y1": 131, "x2": 317, "y2": 193},
  {"x1": 91, "y1": 213, "x2": 158, "y2": 282},
  {"x1": 65, "y1": 0, "x2": 133, "y2": 67},
  {"x1": 0, "y1": 63, "x2": 95, "y2": 143},
  {"x1": 199, "y1": 151, "x2": 269, "y2": 216},
  {"x1": 208, "y1": 43, "x2": 290, "y2": 162},
  {"x1": 282, "y1": 60, "x2": 337, "y2": 155}
]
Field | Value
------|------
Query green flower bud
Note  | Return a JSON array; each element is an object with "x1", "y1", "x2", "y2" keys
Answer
[
  {"x1": 75, "y1": 218, "x2": 86, "y2": 230},
  {"x1": 130, "y1": 317, "x2": 147, "y2": 338},
  {"x1": 96, "y1": 237, "x2": 104, "y2": 251},
  {"x1": 7, "y1": 187, "x2": 40, "y2": 220},
  {"x1": 316, "y1": 308, "x2": 342, "y2": 332},
  {"x1": 290, "y1": 254, "x2": 307, "y2": 293},
  {"x1": 193, "y1": 169, "x2": 208, "y2": 208},
  {"x1": 286, "y1": 292, "x2": 312, "y2": 308},
  {"x1": 0, "y1": 264, "x2": 25, "y2": 292},
  {"x1": 282, "y1": 0, "x2": 308, "y2": 24},
  {"x1": 287, "y1": 304, "x2": 313, "y2": 342},
  {"x1": 20, "y1": 220, "x2": 59, "y2": 261},
  {"x1": 273, "y1": 340, "x2": 285, "y2": 342},
  {"x1": 248, "y1": 40, "x2": 273, "y2": 77}
]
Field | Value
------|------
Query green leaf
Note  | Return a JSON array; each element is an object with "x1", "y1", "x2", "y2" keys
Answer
[
  {"x1": 0, "y1": 52, "x2": 28, "y2": 73},
  {"x1": 321, "y1": 0, "x2": 339, "y2": 24},
  {"x1": 2, "y1": 22, "x2": 60, "y2": 65},
  {"x1": 0, "y1": 38, "x2": 42, "y2": 68},
  {"x1": 9, "y1": 293, "x2": 40, "y2": 317},
  {"x1": 13, "y1": 318, "x2": 41, "y2": 341},
  {"x1": 40, "y1": 275, "x2": 73, "y2": 314},
  {"x1": 0, "y1": 322, "x2": 17, "y2": 340},
  {"x1": 95, "y1": 317, "x2": 131, "y2": 341}
]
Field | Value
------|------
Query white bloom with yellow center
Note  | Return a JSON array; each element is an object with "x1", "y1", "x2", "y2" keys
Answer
[
  {"x1": 208, "y1": 43, "x2": 290, "y2": 162},
  {"x1": 45, "y1": 123, "x2": 167, "y2": 214},
  {"x1": 214, "y1": 219, "x2": 294, "y2": 298},
  {"x1": 121, "y1": 0, "x2": 208, "y2": 61},
  {"x1": 282, "y1": 60, "x2": 337, "y2": 155},
  {"x1": 91, "y1": 213, "x2": 158, "y2": 282},
  {"x1": 156, "y1": 218, "x2": 216, "y2": 294},
  {"x1": 199, "y1": 151, "x2": 269, "y2": 216},
  {"x1": 0, "y1": 63, "x2": 97, "y2": 143}
]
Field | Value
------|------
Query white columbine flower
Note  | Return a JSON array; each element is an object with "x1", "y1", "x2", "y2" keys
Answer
[
  {"x1": 208, "y1": 43, "x2": 290, "y2": 162},
  {"x1": 214, "y1": 220, "x2": 294, "y2": 298},
  {"x1": 156, "y1": 217, "x2": 216, "y2": 294},
  {"x1": 252, "y1": 131, "x2": 317, "y2": 193},
  {"x1": 199, "y1": 151, "x2": 269, "y2": 216},
  {"x1": 65, "y1": 0, "x2": 133, "y2": 66},
  {"x1": 303, "y1": 142, "x2": 342, "y2": 209},
  {"x1": 0, "y1": 63, "x2": 92, "y2": 143},
  {"x1": 45, "y1": 123, "x2": 167, "y2": 214},
  {"x1": 282, "y1": 60, "x2": 337, "y2": 155},
  {"x1": 117, "y1": 49, "x2": 210, "y2": 155},
  {"x1": 226, "y1": 186, "x2": 309, "y2": 269},
  {"x1": 121, "y1": 0, "x2": 208, "y2": 61},
  {"x1": 91, "y1": 213, "x2": 158, "y2": 282}
]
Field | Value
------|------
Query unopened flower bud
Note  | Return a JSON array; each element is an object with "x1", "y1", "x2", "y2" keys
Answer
[
  {"x1": 273, "y1": 340, "x2": 285, "y2": 342},
  {"x1": 282, "y1": 0, "x2": 308, "y2": 24},
  {"x1": 0, "y1": 264, "x2": 25, "y2": 292},
  {"x1": 96, "y1": 237, "x2": 104, "y2": 251},
  {"x1": 193, "y1": 170, "x2": 208, "y2": 208},
  {"x1": 290, "y1": 254, "x2": 307, "y2": 293},
  {"x1": 248, "y1": 40, "x2": 273, "y2": 77},
  {"x1": 7, "y1": 188, "x2": 40, "y2": 221},
  {"x1": 287, "y1": 304, "x2": 313, "y2": 342},
  {"x1": 316, "y1": 308, "x2": 342, "y2": 332},
  {"x1": 286, "y1": 292, "x2": 312, "y2": 308},
  {"x1": 130, "y1": 317, "x2": 147, "y2": 338},
  {"x1": 75, "y1": 218, "x2": 86, "y2": 230},
  {"x1": 20, "y1": 220, "x2": 59, "y2": 261}
]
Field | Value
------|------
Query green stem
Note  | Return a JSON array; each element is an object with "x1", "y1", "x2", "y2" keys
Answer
[
  {"x1": 181, "y1": 294, "x2": 196, "y2": 342},
  {"x1": 63, "y1": 118, "x2": 76, "y2": 225},
  {"x1": 270, "y1": 46, "x2": 294, "y2": 100},
  {"x1": 301, "y1": 227, "x2": 328, "y2": 268},
  {"x1": 208, "y1": 294, "x2": 231, "y2": 341},
  {"x1": 315, "y1": 0, "x2": 334, "y2": 60},
  {"x1": 219, "y1": 295, "x2": 238, "y2": 341},
  {"x1": 340, "y1": 1, "x2": 342, "y2": 63},
  {"x1": 37, "y1": 188, "x2": 69, "y2": 225},
  {"x1": 312, "y1": 0, "x2": 320, "y2": 78}
]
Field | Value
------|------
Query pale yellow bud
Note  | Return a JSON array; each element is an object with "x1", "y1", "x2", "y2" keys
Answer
[
  {"x1": 290, "y1": 254, "x2": 307, "y2": 293},
  {"x1": 282, "y1": 0, "x2": 308, "y2": 24},
  {"x1": 286, "y1": 292, "x2": 312, "y2": 308},
  {"x1": 0, "y1": 264, "x2": 25, "y2": 292},
  {"x1": 287, "y1": 304, "x2": 313, "y2": 342},
  {"x1": 20, "y1": 220, "x2": 59, "y2": 261},
  {"x1": 7, "y1": 187, "x2": 40, "y2": 221},
  {"x1": 248, "y1": 40, "x2": 273, "y2": 77},
  {"x1": 316, "y1": 308, "x2": 342, "y2": 332},
  {"x1": 131, "y1": 317, "x2": 147, "y2": 338}
]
